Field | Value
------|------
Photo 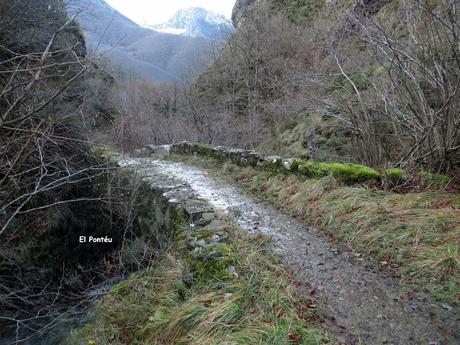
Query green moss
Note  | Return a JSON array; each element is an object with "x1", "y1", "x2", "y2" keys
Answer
[
  {"x1": 267, "y1": 113, "x2": 352, "y2": 163},
  {"x1": 290, "y1": 159, "x2": 303, "y2": 173},
  {"x1": 260, "y1": 159, "x2": 284, "y2": 173},
  {"x1": 419, "y1": 171, "x2": 452, "y2": 186},
  {"x1": 384, "y1": 168, "x2": 408, "y2": 186},
  {"x1": 90, "y1": 146, "x2": 119, "y2": 165},
  {"x1": 330, "y1": 71, "x2": 370, "y2": 94},
  {"x1": 187, "y1": 244, "x2": 236, "y2": 281},
  {"x1": 109, "y1": 279, "x2": 131, "y2": 298},
  {"x1": 296, "y1": 161, "x2": 381, "y2": 184}
]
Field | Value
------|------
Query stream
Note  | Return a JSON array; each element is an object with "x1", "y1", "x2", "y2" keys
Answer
[{"x1": 1, "y1": 276, "x2": 129, "y2": 345}]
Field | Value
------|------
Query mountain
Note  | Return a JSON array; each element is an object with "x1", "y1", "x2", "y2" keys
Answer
[
  {"x1": 232, "y1": 0, "x2": 257, "y2": 27},
  {"x1": 66, "y1": 0, "x2": 225, "y2": 82},
  {"x1": 149, "y1": 7, "x2": 234, "y2": 40}
]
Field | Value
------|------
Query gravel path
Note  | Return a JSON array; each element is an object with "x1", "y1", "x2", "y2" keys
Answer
[{"x1": 123, "y1": 158, "x2": 459, "y2": 345}]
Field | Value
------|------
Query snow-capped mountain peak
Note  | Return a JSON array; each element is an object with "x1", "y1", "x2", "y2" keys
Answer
[{"x1": 146, "y1": 7, "x2": 234, "y2": 40}]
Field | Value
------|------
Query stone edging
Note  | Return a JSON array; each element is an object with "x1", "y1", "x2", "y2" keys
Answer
[
  {"x1": 122, "y1": 158, "x2": 237, "y2": 281},
  {"x1": 134, "y1": 141, "x2": 296, "y2": 171}
]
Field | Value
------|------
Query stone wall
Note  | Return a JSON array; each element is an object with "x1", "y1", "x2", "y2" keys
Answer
[
  {"x1": 122, "y1": 158, "x2": 237, "y2": 281},
  {"x1": 134, "y1": 141, "x2": 387, "y2": 186},
  {"x1": 134, "y1": 141, "x2": 296, "y2": 171}
]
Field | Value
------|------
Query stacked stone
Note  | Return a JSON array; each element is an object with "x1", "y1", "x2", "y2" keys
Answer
[
  {"x1": 183, "y1": 200, "x2": 230, "y2": 259},
  {"x1": 136, "y1": 168, "x2": 236, "y2": 282},
  {"x1": 135, "y1": 141, "x2": 300, "y2": 172}
]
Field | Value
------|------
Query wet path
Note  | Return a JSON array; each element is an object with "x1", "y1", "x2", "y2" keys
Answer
[{"x1": 122, "y1": 158, "x2": 458, "y2": 345}]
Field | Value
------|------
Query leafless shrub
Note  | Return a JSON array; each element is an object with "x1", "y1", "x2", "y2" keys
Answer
[
  {"x1": 330, "y1": 0, "x2": 460, "y2": 172},
  {"x1": 0, "y1": 1, "x2": 145, "y2": 341}
]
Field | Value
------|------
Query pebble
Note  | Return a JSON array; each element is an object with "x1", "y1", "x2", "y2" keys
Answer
[{"x1": 441, "y1": 303, "x2": 453, "y2": 311}]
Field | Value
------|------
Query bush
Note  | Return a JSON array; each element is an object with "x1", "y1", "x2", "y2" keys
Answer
[
  {"x1": 419, "y1": 171, "x2": 452, "y2": 186},
  {"x1": 384, "y1": 168, "x2": 408, "y2": 187},
  {"x1": 295, "y1": 161, "x2": 381, "y2": 184}
]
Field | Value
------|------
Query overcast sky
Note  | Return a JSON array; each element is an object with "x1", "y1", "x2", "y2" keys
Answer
[{"x1": 105, "y1": 0, "x2": 236, "y2": 25}]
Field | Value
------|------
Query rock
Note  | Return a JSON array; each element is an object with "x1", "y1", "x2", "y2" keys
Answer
[
  {"x1": 163, "y1": 188, "x2": 195, "y2": 204},
  {"x1": 282, "y1": 158, "x2": 295, "y2": 170},
  {"x1": 211, "y1": 235, "x2": 220, "y2": 241},
  {"x1": 227, "y1": 148, "x2": 249, "y2": 163},
  {"x1": 195, "y1": 212, "x2": 216, "y2": 226},
  {"x1": 187, "y1": 237, "x2": 197, "y2": 249},
  {"x1": 133, "y1": 147, "x2": 151, "y2": 157},
  {"x1": 182, "y1": 267, "x2": 194, "y2": 286},
  {"x1": 133, "y1": 144, "x2": 172, "y2": 157},
  {"x1": 205, "y1": 252, "x2": 223, "y2": 260},
  {"x1": 195, "y1": 239, "x2": 207, "y2": 247},
  {"x1": 199, "y1": 219, "x2": 229, "y2": 233},
  {"x1": 265, "y1": 155, "x2": 282, "y2": 164},
  {"x1": 232, "y1": 0, "x2": 258, "y2": 27},
  {"x1": 258, "y1": 155, "x2": 282, "y2": 170},
  {"x1": 191, "y1": 250, "x2": 206, "y2": 260},
  {"x1": 147, "y1": 144, "x2": 171, "y2": 155},
  {"x1": 171, "y1": 141, "x2": 200, "y2": 155},
  {"x1": 184, "y1": 199, "x2": 213, "y2": 221},
  {"x1": 192, "y1": 248, "x2": 224, "y2": 261},
  {"x1": 239, "y1": 151, "x2": 262, "y2": 167},
  {"x1": 441, "y1": 303, "x2": 453, "y2": 311},
  {"x1": 227, "y1": 265, "x2": 238, "y2": 278},
  {"x1": 329, "y1": 246, "x2": 339, "y2": 255}
]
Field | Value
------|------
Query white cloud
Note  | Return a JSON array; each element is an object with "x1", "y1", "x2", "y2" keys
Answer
[{"x1": 105, "y1": 0, "x2": 236, "y2": 25}]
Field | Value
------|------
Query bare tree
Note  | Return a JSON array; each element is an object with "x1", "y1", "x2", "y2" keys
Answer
[{"x1": 331, "y1": 0, "x2": 460, "y2": 171}]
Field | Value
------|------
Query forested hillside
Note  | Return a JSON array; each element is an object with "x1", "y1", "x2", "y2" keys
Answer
[
  {"x1": 197, "y1": 0, "x2": 460, "y2": 172},
  {"x1": 122, "y1": 0, "x2": 459, "y2": 176},
  {"x1": 66, "y1": 0, "x2": 227, "y2": 82},
  {"x1": 1, "y1": 1, "x2": 459, "y2": 344}
]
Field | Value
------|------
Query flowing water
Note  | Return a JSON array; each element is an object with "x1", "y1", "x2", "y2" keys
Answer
[{"x1": 1, "y1": 276, "x2": 129, "y2": 345}]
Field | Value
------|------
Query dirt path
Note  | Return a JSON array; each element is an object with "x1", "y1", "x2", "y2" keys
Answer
[{"x1": 122, "y1": 158, "x2": 458, "y2": 345}]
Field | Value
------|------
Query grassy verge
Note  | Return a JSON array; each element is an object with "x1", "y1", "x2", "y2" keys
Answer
[
  {"x1": 166, "y1": 154, "x2": 460, "y2": 305},
  {"x1": 64, "y1": 225, "x2": 330, "y2": 345}
]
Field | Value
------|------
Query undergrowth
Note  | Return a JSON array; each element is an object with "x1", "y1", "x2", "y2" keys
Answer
[
  {"x1": 168, "y1": 154, "x2": 460, "y2": 305},
  {"x1": 65, "y1": 227, "x2": 329, "y2": 345}
]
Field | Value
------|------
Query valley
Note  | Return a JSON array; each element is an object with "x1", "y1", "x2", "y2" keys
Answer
[{"x1": 1, "y1": 0, "x2": 459, "y2": 344}]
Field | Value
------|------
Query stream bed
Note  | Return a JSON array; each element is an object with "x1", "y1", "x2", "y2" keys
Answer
[{"x1": 1, "y1": 275, "x2": 129, "y2": 345}]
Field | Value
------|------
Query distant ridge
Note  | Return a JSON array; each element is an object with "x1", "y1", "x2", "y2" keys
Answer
[
  {"x1": 147, "y1": 7, "x2": 234, "y2": 40},
  {"x1": 66, "y1": 0, "x2": 228, "y2": 82}
]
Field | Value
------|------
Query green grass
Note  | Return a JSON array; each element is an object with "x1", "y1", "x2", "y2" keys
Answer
[
  {"x1": 384, "y1": 168, "x2": 408, "y2": 187},
  {"x1": 418, "y1": 171, "x2": 452, "y2": 187},
  {"x1": 64, "y1": 227, "x2": 329, "y2": 345},
  {"x1": 168, "y1": 154, "x2": 460, "y2": 305}
]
